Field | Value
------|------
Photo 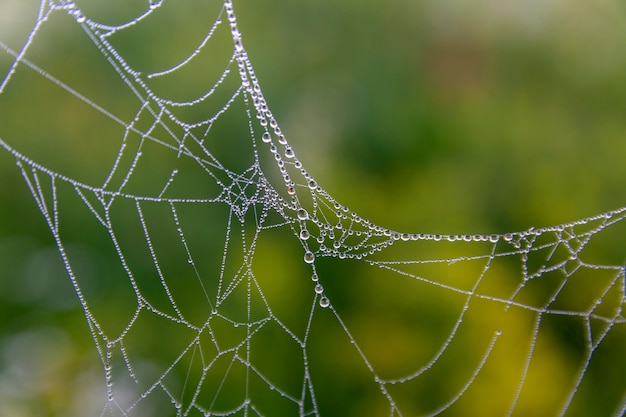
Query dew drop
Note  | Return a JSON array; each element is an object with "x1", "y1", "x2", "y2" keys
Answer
[
  {"x1": 304, "y1": 251, "x2": 315, "y2": 264},
  {"x1": 262, "y1": 132, "x2": 271, "y2": 143},
  {"x1": 297, "y1": 208, "x2": 308, "y2": 220},
  {"x1": 284, "y1": 147, "x2": 295, "y2": 158},
  {"x1": 76, "y1": 13, "x2": 86, "y2": 22},
  {"x1": 300, "y1": 229, "x2": 310, "y2": 240},
  {"x1": 401, "y1": 233, "x2": 410, "y2": 241},
  {"x1": 495, "y1": 329, "x2": 502, "y2": 336},
  {"x1": 316, "y1": 235, "x2": 324, "y2": 244},
  {"x1": 287, "y1": 185, "x2": 296, "y2": 195},
  {"x1": 314, "y1": 284, "x2": 324, "y2": 294},
  {"x1": 234, "y1": 38, "x2": 244, "y2": 53},
  {"x1": 308, "y1": 179, "x2": 317, "y2": 190},
  {"x1": 503, "y1": 233, "x2": 513, "y2": 242},
  {"x1": 489, "y1": 234, "x2": 500, "y2": 243},
  {"x1": 319, "y1": 296, "x2": 330, "y2": 308},
  {"x1": 311, "y1": 273, "x2": 318, "y2": 282}
]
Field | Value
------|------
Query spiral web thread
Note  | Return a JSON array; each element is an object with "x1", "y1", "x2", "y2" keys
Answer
[{"x1": 0, "y1": 1, "x2": 625, "y2": 416}]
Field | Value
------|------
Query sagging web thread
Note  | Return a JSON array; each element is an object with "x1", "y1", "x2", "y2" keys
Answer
[{"x1": 0, "y1": 0, "x2": 625, "y2": 416}]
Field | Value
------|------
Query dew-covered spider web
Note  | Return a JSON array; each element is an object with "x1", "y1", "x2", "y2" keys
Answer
[{"x1": 0, "y1": 0, "x2": 625, "y2": 416}]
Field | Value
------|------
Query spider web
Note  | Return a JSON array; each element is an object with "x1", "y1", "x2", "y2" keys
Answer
[{"x1": 0, "y1": 0, "x2": 625, "y2": 416}]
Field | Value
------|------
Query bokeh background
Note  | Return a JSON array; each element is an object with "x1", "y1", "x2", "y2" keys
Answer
[{"x1": 1, "y1": 0, "x2": 626, "y2": 416}]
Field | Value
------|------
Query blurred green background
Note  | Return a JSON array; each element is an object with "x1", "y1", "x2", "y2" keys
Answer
[{"x1": 1, "y1": 0, "x2": 626, "y2": 416}]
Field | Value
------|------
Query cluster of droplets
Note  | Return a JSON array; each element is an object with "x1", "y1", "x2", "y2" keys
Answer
[
  {"x1": 292, "y1": 197, "x2": 514, "y2": 267},
  {"x1": 222, "y1": 0, "x2": 334, "y2": 310},
  {"x1": 310, "y1": 272, "x2": 330, "y2": 308},
  {"x1": 52, "y1": 0, "x2": 86, "y2": 23},
  {"x1": 104, "y1": 341, "x2": 115, "y2": 402},
  {"x1": 148, "y1": 0, "x2": 163, "y2": 10},
  {"x1": 247, "y1": 69, "x2": 319, "y2": 214},
  {"x1": 259, "y1": 124, "x2": 308, "y2": 204}
]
